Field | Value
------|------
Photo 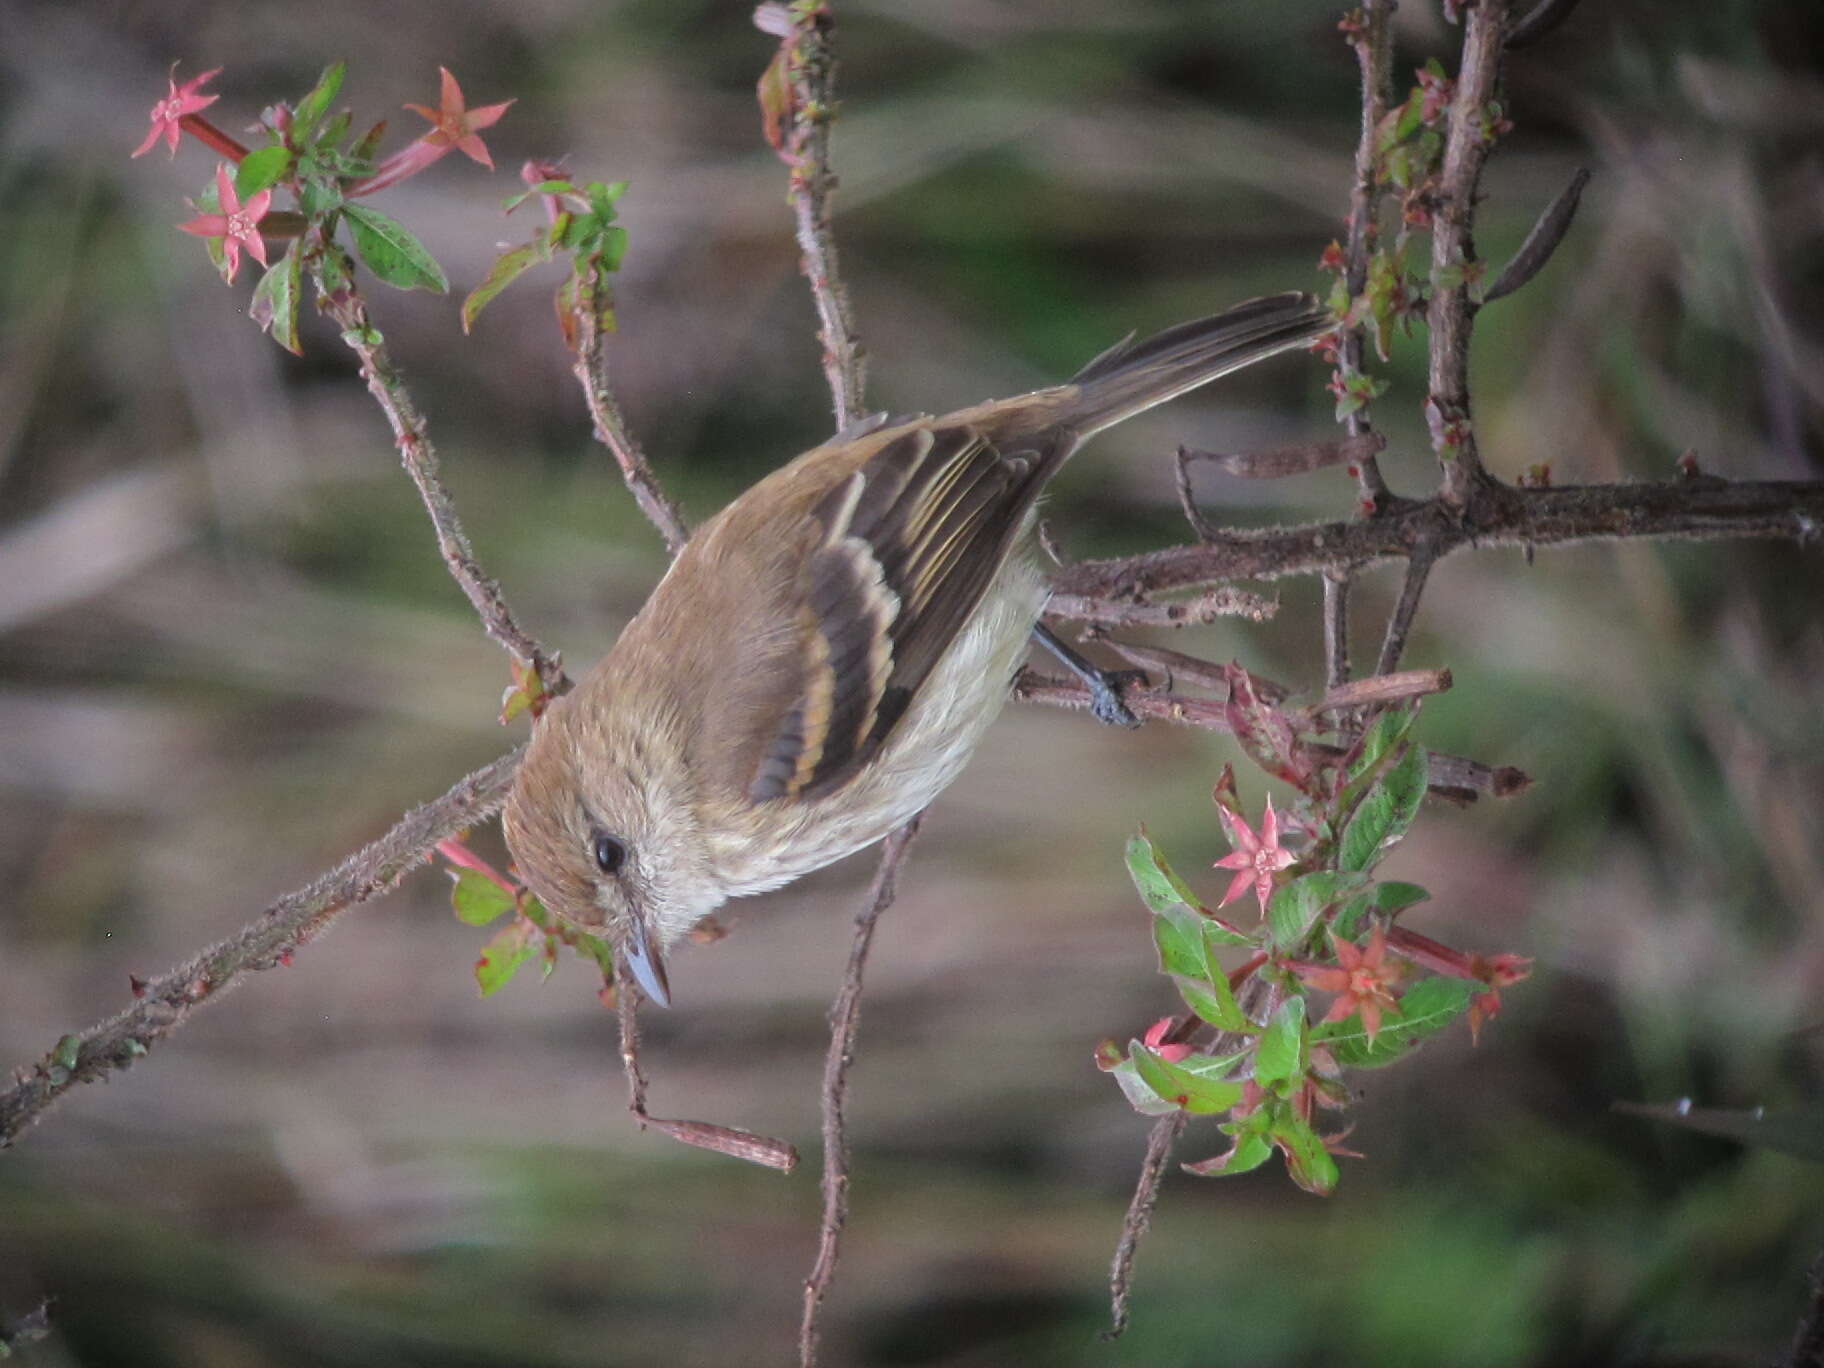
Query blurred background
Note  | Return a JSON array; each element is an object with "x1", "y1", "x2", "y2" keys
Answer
[{"x1": 3, "y1": 0, "x2": 1822, "y2": 1363}]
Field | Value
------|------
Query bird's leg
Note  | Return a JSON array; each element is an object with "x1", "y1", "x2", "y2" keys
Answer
[{"x1": 1030, "y1": 622, "x2": 1144, "y2": 729}]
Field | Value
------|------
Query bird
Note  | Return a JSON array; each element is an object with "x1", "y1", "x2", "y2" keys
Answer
[{"x1": 502, "y1": 291, "x2": 1330, "y2": 1005}]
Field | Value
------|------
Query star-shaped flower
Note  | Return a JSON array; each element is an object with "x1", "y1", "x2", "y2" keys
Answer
[
  {"x1": 178, "y1": 163, "x2": 271, "y2": 282},
  {"x1": 132, "y1": 64, "x2": 221, "y2": 159},
  {"x1": 1212, "y1": 796, "x2": 1296, "y2": 911},
  {"x1": 404, "y1": 66, "x2": 514, "y2": 169},
  {"x1": 1292, "y1": 922, "x2": 1404, "y2": 1044}
]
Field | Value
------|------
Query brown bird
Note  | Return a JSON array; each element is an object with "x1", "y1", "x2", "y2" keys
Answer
[{"x1": 503, "y1": 292, "x2": 1329, "y2": 1004}]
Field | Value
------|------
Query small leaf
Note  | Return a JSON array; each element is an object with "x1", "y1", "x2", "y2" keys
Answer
[
  {"x1": 475, "y1": 920, "x2": 536, "y2": 996},
  {"x1": 1272, "y1": 1114, "x2": 1340, "y2": 1195},
  {"x1": 1183, "y1": 1130, "x2": 1274, "y2": 1177},
  {"x1": 1107, "y1": 1054, "x2": 1182, "y2": 1117},
  {"x1": 294, "y1": 61, "x2": 347, "y2": 140},
  {"x1": 1127, "y1": 831, "x2": 1201, "y2": 915},
  {"x1": 1128, "y1": 1043, "x2": 1246, "y2": 1115},
  {"x1": 1344, "y1": 703, "x2": 1418, "y2": 784},
  {"x1": 1313, "y1": 975, "x2": 1476, "y2": 1067},
  {"x1": 463, "y1": 240, "x2": 551, "y2": 333},
  {"x1": 1340, "y1": 741, "x2": 1428, "y2": 872},
  {"x1": 1223, "y1": 663, "x2": 1316, "y2": 792},
  {"x1": 1333, "y1": 880, "x2": 1431, "y2": 939},
  {"x1": 1171, "y1": 971, "x2": 1248, "y2": 1033},
  {"x1": 450, "y1": 868, "x2": 515, "y2": 926},
  {"x1": 52, "y1": 1034, "x2": 81, "y2": 1071},
  {"x1": 235, "y1": 145, "x2": 294, "y2": 199},
  {"x1": 249, "y1": 241, "x2": 303, "y2": 355},
  {"x1": 1267, "y1": 871, "x2": 1366, "y2": 952},
  {"x1": 343, "y1": 203, "x2": 449, "y2": 293},
  {"x1": 1252, "y1": 995, "x2": 1308, "y2": 1093}
]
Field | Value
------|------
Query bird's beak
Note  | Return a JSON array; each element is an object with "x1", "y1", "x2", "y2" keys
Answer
[{"x1": 621, "y1": 908, "x2": 671, "y2": 1008}]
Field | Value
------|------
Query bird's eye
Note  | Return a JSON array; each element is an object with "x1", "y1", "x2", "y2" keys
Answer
[{"x1": 591, "y1": 829, "x2": 627, "y2": 876}]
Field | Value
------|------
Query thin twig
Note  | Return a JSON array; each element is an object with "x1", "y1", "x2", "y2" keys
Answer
[
  {"x1": 1049, "y1": 477, "x2": 1824, "y2": 601},
  {"x1": 1323, "y1": 570, "x2": 1352, "y2": 690},
  {"x1": 1506, "y1": 0, "x2": 1584, "y2": 50},
  {"x1": 1104, "y1": 1112, "x2": 1187, "y2": 1339},
  {"x1": 319, "y1": 285, "x2": 569, "y2": 696},
  {"x1": 1, "y1": 749, "x2": 525, "y2": 1148},
  {"x1": 1375, "y1": 538, "x2": 1439, "y2": 676},
  {"x1": 1338, "y1": 0, "x2": 1398, "y2": 504},
  {"x1": 613, "y1": 956, "x2": 797, "y2": 1170},
  {"x1": 1014, "y1": 670, "x2": 1528, "y2": 800},
  {"x1": 1483, "y1": 167, "x2": 1591, "y2": 304},
  {"x1": 574, "y1": 285, "x2": 692, "y2": 557},
  {"x1": 1315, "y1": 667, "x2": 1452, "y2": 714},
  {"x1": 1046, "y1": 587, "x2": 1278, "y2": 629},
  {"x1": 759, "y1": 2, "x2": 867, "y2": 428},
  {"x1": 1427, "y1": 0, "x2": 1512, "y2": 507},
  {"x1": 801, "y1": 817, "x2": 922, "y2": 1368}
]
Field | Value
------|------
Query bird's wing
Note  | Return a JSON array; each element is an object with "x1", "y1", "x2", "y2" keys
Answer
[{"x1": 746, "y1": 421, "x2": 1055, "y2": 803}]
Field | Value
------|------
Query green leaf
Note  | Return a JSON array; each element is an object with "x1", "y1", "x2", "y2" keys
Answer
[
  {"x1": 1334, "y1": 880, "x2": 1431, "y2": 938},
  {"x1": 1128, "y1": 1043, "x2": 1246, "y2": 1115},
  {"x1": 1172, "y1": 972, "x2": 1248, "y2": 1033},
  {"x1": 1252, "y1": 995, "x2": 1307, "y2": 1093},
  {"x1": 450, "y1": 869, "x2": 515, "y2": 926},
  {"x1": 1183, "y1": 1131, "x2": 1274, "y2": 1177},
  {"x1": 475, "y1": 921, "x2": 537, "y2": 996},
  {"x1": 1266, "y1": 871, "x2": 1365, "y2": 952},
  {"x1": 586, "y1": 180, "x2": 628, "y2": 220},
  {"x1": 1313, "y1": 975, "x2": 1477, "y2": 1067},
  {"x1": 593, "y1": 224, "x2": 630, "y2": 274},
  {"x1": 249, "y1": 241, "x2": 303, "y2": 355},
  {"x1": 343, "y1": 203, "x2": 448, "y2": 293},
  {"x1": 235, "y1": 145, "x2": 294, "y2": 199},
  {"x1": 1128, "y1": 831, "x2": 1201, "y2": 915},
  {"x1": 1339, "y1": 741, "x2": 1429, "y2": 872},
  {"x1": 571, "y1": 929, "x2": 617, "y2": 977},
  {"x1": 349, "y1": 119, "x2": 388, "y2": 164},
  {"x1": 1272, "y1": 1114, "x2": 1340, "y2": 1195},
  {"x1": 52, "y1": 1034, "x2": 81, "y2": 1071},
  {"x1": 294, "y1": 61, "x2": 347, "y2": 140},
  {"x1": 463, "y1": 240, "x2": 552, "y2": 333},
  {"x1": 1346, "y1": 704, "x2": 1418, "y2": 785}
]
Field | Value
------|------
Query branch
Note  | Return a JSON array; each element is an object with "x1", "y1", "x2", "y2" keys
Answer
[
  {"x1": 1049, "y1": 477, "x2": 1824, "y2": 601},
  {"x1": 613, "y1": 955, "x2": 798, "y2": 1170},
  {"x1": 1427, "y1": 0, "x2": 1512, "y2": 506},
  {"x1": 801, "y1": 817, "x2": 922, "y2": 1368},
  {"x1": 1045, "y1": 586, "x2": 1278, "y2": 629},
  {"x1": 319, "y1": 283, "x2": 569, "y2": 696},
  {"x1": 1338, "y1": 0, "x2": 1398, "y2": 503},
  {"x1": 1104, "y1": 1112, "x2": 1186, "y2": 1339},
  {"x1": 1, "y1": 749, "x2": 525, "y2": 1149},
  {"x1": 573, "y1": 285, "x2": 692, "y2": 557},
  {"x1": 757, "y1": 2, "x2": 867, "y2": 428}
]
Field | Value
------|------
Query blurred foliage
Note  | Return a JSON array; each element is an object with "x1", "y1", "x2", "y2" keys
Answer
[{"x1": 2, "y1": 0, "x2": 1822, "y2": 1365}]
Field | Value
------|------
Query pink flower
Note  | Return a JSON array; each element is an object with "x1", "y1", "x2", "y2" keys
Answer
[
  {"x1": 1291, "y1": 922, "x2": 1403, "y2": 1045},
  {"x1": 1212, "y1": 796, "x2": 1296, "y2": 912},
  {"x1": 178, "y1": 163, "x2": 271, "y2": 282},
  {"x1": 351, "y1": 68, "x2": 513, "y2": 196},
  {"x1": 132, "y1": 64, "x2": 221, "y2": 159}
]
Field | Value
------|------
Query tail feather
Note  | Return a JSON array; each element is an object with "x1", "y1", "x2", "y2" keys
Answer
[{"x1": 1065, "y1": 291, "x2": 1331, "y2": 437}]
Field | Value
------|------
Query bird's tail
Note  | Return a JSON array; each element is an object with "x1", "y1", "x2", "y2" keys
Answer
[{"x1": 1063, "y1": 291, "x2": 1332, "y2": 438}]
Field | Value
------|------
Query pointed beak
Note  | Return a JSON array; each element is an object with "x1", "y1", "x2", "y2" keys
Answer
[{"x1": 621, "y1": 909, "x2": 671, "y2": 1008}]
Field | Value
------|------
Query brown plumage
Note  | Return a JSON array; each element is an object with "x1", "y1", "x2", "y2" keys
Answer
[{"x1": 502, "y1": 292, "x2": 1330, "y2": 1004}]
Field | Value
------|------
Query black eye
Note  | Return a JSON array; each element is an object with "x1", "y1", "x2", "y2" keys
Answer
[{"x1": 592, "y1": 829, "x2": 627, "y2": 876}]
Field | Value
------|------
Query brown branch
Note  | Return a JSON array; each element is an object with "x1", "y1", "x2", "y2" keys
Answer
[
  {"x1": 801, "y1": 816, "x2": 922, "y2": 1368},
  {"x1": 573, "y1": 288, "x2": 692, "y2": 557},
  {"x1": 758, "y1": 2, "x2": 867, "y2": 428},
  {"x1": 613, "y1": 956, "x2": 798, "y2": 1171},
  {"x1": 1323, "y1": 570, "x2": 1352, "y2": 689},
  {"x1": 1104, "y1": 1112, "x2": 1187, "y2": 1339},
  {"x1": 1427, "y1": 0, "x2": 1512, "y2": 507},
  {"x1": 319, "y1": 284, "x2": 569, "y2": 696},
  {"x1": 1, "y1": 749, "x2": 526, "y2": 1149},
  {"x1": 1374, "y1": 536, "x2": 1439, "y2": 675},
  {"x1": 1045, "y1": 586, "x2": 1277, "y2": 629},
  {"x1": 1049, "y1": 477, "x2": 1824, "y2": 601},
  {"x1": 1483, "y1": 167, "x2": 1591, "y2": 304},
  {"x1": 1338, "y1": 0, "x2": 1398, "y2": 504}
]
